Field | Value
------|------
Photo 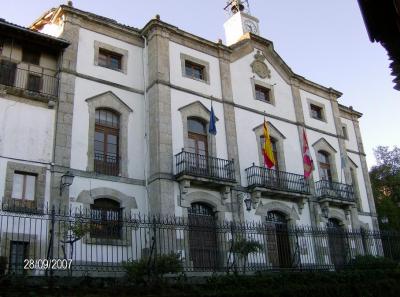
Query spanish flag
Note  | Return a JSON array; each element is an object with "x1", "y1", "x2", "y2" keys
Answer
[{"x1": 262, "y1": 120, "x2": 275, "y2": 169}]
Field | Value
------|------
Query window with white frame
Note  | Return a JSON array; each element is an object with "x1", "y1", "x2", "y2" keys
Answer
[{"x1": 12, "y1": 172, "x2": 36, "y2": 201}]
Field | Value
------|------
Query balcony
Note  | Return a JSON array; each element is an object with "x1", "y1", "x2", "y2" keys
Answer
[
  {"x1": 94, "y1": 153, "x2": 120, "y2": 176},
  {"x1": 315, "y1": 180, "x2": 355, "y2": 205},
  {"x1": 175, "y1": 151, "x2": 236, "y2": 186},
  {"x1": 0, "y1": 61, "x2": 59, "y2": 100},
  {"x1": 245, "y1": 164, "x2": 310, "y2": 198}
]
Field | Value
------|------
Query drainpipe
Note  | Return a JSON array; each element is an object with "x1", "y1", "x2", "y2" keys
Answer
[{"x1": 141, "y1": 34, "x2": 149, "y2": 211}]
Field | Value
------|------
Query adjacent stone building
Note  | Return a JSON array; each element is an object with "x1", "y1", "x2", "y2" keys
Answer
[{"x1": 0, "y1": 1, "x2": 379, "y2": 272}]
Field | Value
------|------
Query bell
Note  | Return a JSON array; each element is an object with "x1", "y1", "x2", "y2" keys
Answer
[{"x1": 231, "y1": 0, "x2": 245, "y2": 13}]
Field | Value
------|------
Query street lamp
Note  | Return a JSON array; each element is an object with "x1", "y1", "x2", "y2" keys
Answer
[{"x1": 60, "y1": 171, "x2": 74, "y2": 195}]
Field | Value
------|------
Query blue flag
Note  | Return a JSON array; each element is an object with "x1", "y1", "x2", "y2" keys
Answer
[{"x1": 209, "y1": 106, "x2": 217, "y2": 135}]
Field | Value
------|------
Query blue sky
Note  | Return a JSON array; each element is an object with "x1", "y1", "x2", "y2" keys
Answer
[{"x1": 1, "y1": 0, "x2": 398, "y2": 168}]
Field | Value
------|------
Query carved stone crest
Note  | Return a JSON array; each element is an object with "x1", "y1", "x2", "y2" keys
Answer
[{"x1": 251, "y1": 51, "x2": 271, "y2": 79}]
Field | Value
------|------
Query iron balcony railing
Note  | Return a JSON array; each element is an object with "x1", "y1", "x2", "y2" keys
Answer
[
  {"x1": 0, "y1": 61, "x2": 59, "y2": 98},
  {"x1": 315, "y1": 180, "x2": 355, "y2": 203},
  {"x1": 245, "y1": 164, "x2": 310, "y2": 195},
  {"x1": 175, "y1": 150, "x2": 236, "y2": 182},
  {"x1": 94, "y1": 152, "x2": 120, "y2": 176}
]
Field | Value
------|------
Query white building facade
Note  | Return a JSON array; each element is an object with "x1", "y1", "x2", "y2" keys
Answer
[{"x1": 0, "y1": 1, "x2": 380, "y2": 273}]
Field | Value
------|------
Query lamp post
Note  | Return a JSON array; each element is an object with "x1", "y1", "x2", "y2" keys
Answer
[{"x1": 60, "y1": 171, "x2": 75, "y2": 196}]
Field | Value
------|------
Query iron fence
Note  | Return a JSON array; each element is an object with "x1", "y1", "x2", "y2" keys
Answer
[
  {"x1": 0, "y1": 60, "x2": 59, "y2": 98},
  {"x1": 0, "y1": 206, "x2": 399, "y2": 277},
  {"x1": 246, "y1": 164, "x2": 310, "y2": 195},
  {"x1": 175, "y1": 150, "x2": 236, "y2": 182}
]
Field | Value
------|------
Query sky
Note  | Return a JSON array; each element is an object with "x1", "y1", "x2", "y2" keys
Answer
[{"x1": 1, "y1": 0, "x2": 398, "y2": 169}]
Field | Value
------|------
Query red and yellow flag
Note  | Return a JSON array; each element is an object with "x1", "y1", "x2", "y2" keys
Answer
[{"x1": 262, "y1": 120, "x2": 275, "y2": 169}]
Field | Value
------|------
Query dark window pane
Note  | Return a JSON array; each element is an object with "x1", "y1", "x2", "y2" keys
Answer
[
  {"x1": 107, "y1": 134, "x2": 117, "y2": 144},
  {"x1": 188, "y1": 118, "x2": 206, "y2": 134},
  {"x1": 185, "y1": 61, "x2": 205, "y2": 81},
  {"x1": 95, "y1": 131, "x2": 104, "y2": 142},
  {"x1": 22, "y1": 48, "x2": 40, "y2": 65},
  {"x1": 27, "y1": 74, "x2": 42, "y2": 92},
  {"x1": 311, "y1": 104, "x2": 323, "y2": 120},
  {"x1": 255, "y1": 85, "x2": 270, "y2": 102},
  {"x1": 9, "y1": 241, "x2": 28, "y2": 275},
  {"x1": 98, "y1": 49, "x2": 122, "y2": 70}
]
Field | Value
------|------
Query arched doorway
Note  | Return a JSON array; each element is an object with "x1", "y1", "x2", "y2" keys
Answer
[
  {"x1": 266, "y1": 211, "x2": 292, "y2": 268},
  {"x1": 90, "y1": 198, "x2": 122, "y2": 239},
  {"x1": 188, "y1": 202, "x2": 217, "y2": 270},
  {"x1": 327, "y1": 218, "x2": 347, "y2": 269}
]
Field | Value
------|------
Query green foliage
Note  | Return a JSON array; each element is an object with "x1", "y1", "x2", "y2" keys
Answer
[
  {"x1": 124, "y1": 253, "x2": 183, "y2": 285},
  {"x1": 231, "y1": 237, "x2": 263, "y2": 274},
  {"x1": 232, "y1": 238, "x2": 263, "y2": 257},
  {"x1": 370, "y1": 146, "x2": 400, "y2": 231},
  {"x1": 349, "y1": 255, "x2": 399, "y2": 270}
]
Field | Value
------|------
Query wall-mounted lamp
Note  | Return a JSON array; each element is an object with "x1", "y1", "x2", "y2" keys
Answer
[
  {"x1": 381, "y1": 216, "x2": 389, "y2": 224},
  {"x1": 244, "y1": 197, "x2": 252, "y2": 212},
  {"x1": 60, "y1": 171, "x2": 74, "y2": 195},
  {"x1": 321, "y1": 206, "x2": 329, "y2": 219}
]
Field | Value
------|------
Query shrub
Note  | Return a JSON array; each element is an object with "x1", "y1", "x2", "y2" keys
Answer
[
  {"x1": 124, "y1": 253, "x2": 183, "y2": 285},
  {"x1": 349, "y1": 255, "x2": 398, "y2": 270}
]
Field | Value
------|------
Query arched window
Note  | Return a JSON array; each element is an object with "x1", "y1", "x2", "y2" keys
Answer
[
  {"x1": 318, "y1": 150, "x2": 332, "y2": 182},
  {"x1": 94, "y1": 109, "x2": 120, "y2": 176},
  {"x1": 90, "y1": 198, "x2": 122, "y2": 239},
  {"x1": 187, "y1": 118, "x2": 208, "y2": 156},
  {"x1": 260, "y1": 136, "x2": 279, "y2": 170}
]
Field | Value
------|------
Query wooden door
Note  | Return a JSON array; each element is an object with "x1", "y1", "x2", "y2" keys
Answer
[
  {"x1": 188, "y1": 132, "x2": 208, "y2": 175},
  {"x1": 266, "y1": 211, "x2": 292, "y2": 268},
  {"x1": 188, "y1": 203, "x2": 217, "y2": 270},
  {"x1": 0, "y1": 60, "x2": 16, "y2": 86},
  {"x1": 327, "y1": 218, "x2": 347, "y2": 269}
]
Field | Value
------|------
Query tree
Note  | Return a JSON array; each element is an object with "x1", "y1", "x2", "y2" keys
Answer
[
  {"x1": 370, "y1": 146, "x2": 400, "y2": 231},
  {"x1": 231, "y1": 238, "x2": 263, "y2": 274}
]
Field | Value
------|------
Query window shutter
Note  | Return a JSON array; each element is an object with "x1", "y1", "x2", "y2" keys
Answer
[
  {"x1": 12, "y1": 174, "x2": 24, "y2": 199},
  {"x1": 25, "y1": 175, "x2": 36, "y2": 201}
]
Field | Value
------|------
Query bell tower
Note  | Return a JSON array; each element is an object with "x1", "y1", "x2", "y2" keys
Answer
[{"x1": 223, "y1": 0, "x2": 260, "y2": 46}]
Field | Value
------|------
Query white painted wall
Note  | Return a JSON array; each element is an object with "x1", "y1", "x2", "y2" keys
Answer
[
  {"x1": 69, "y1": 176, "x2": 148, "y2": 214},
  {"x1": 341, "y1": 117, "x2": 358, "y2": 152},
  {"x1": 300, "y1": 90, "x2": 337, "y2": 135},
  {"x1": 169, "y1": 41, "x2": 222, "y2": 98},
  {"x1": 348, "y1": 152, "x2": 370, "y2": 213},
  {"x1": 70, "y1": 78, "x2": 145, "y2": 180},
  {"x1": 235, "y1": 108, "x2": 303, "y2": 186},
  {"x1": 306, "y1": 129, "x2": 342, "y2": 183},
  {"x1": 230, "y1": 49, "x2": 296, "y2": 122},
  {"x1": 76, "y1": 28, "x2": 144, "y2": 90},
  {"x1": 170, "y1": 89, "x2": 228, "y2": 160},
  {"x1": 0, "y1": 97, "x2": 55, "y2": 163}
]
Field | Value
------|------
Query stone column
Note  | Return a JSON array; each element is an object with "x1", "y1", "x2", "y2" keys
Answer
[
  {"x1": 329, "y1": 92, "x2": 360, "y2": 229},
  {"x1": 352, "y1": 114, "x2": 379, "y2": 230},
  {"x1": 218, "y1": 45, "x2": 242, "y2": 221},
  {"x1": 51, "y1": 14, "x2": 80, "y2": 209},
  {"x1": 290, "y1": 78, "x2": 318, "y2": 227},
  {"x1": 146, "y1": 26, "x2": 175, "y2": 216}
]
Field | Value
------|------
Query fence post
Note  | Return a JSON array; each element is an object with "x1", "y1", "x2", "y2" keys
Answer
[{"x1": 46, "y1": 205, "x2": 56, "y2": 285}]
